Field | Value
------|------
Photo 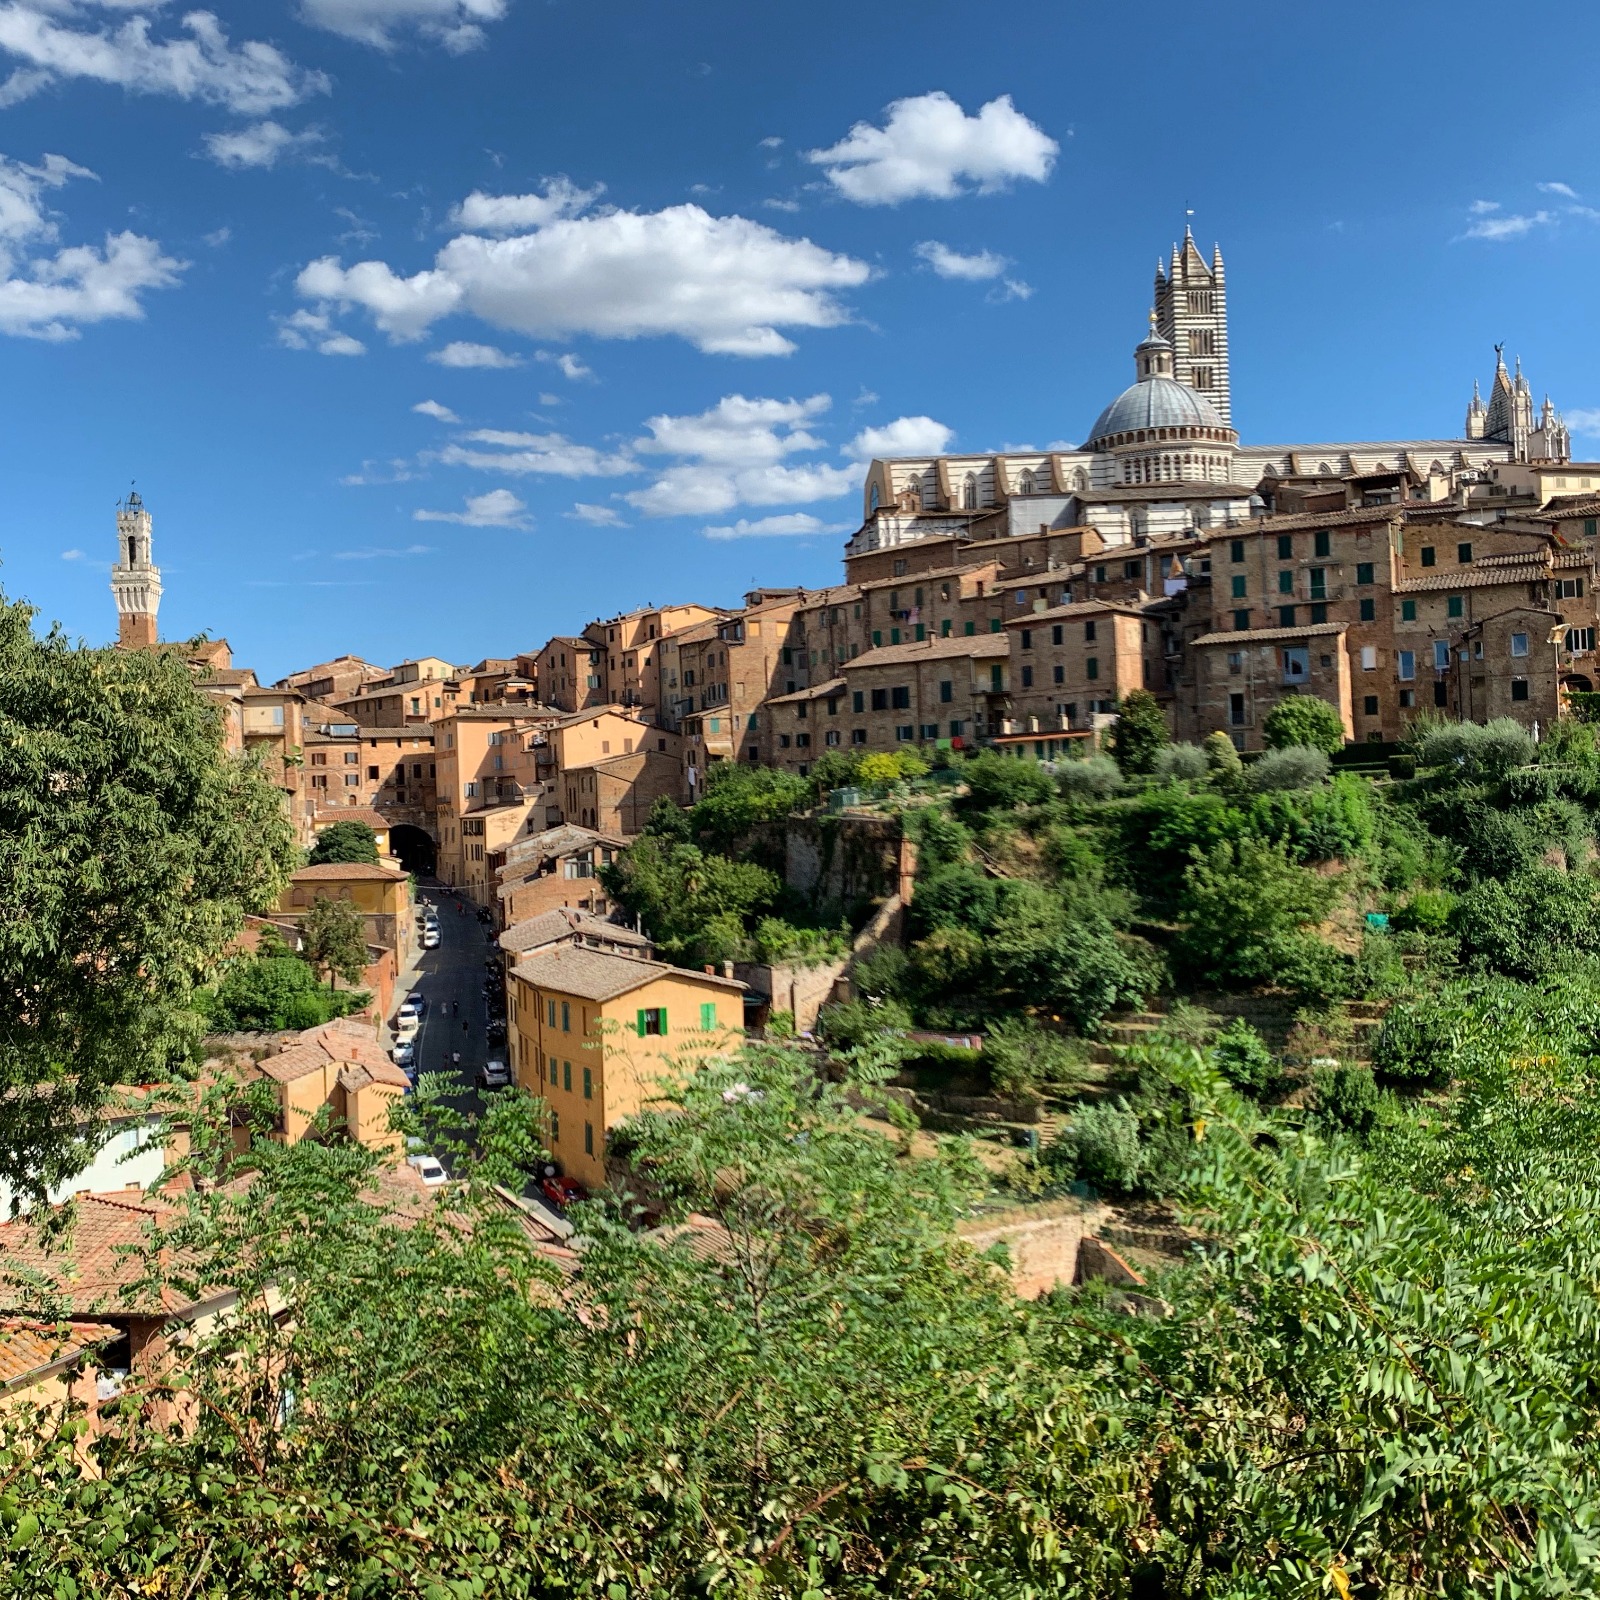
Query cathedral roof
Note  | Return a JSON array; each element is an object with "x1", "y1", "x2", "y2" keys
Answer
[{"x1": 1087, "y1": 376, "x2": 1226, "y2": 446}]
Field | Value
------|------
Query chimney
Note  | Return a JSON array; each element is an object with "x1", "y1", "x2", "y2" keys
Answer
[{"x1": 721, "y1": 960, "x2": 734, "y2": 979}]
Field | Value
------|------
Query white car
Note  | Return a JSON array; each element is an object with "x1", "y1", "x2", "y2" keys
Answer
[
  {"x1": 406, "y1": 1154, "x2": 448, "y2": 1187},
  {"x1": 392, "y1": 1039, "x2": 416, "y2": 1070},
  {"x1": 398, "y1": 992, "x2": 425, "y2": 1020},
  {"x1": 422, "y1": 929, "x2": 441, "y2": 950},
  {"x1": 393, "y1": 1013, "x2": 419, "y2": 1042}
]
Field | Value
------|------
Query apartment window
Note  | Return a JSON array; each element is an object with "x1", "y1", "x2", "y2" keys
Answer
[
  {"x1": 1398, "y1": 689, "x2": 1415, "y2": 708},
  {"x1": 919, "y1": 723, "x2": 939, "y2": 739},
  {"x1": 1360, "y1": 645, "x2": 1377, "y2": 670},
  {"x1": 890, "y1": 686, "x2": 910, "y2": 709},
  {"x1": 311, "y1": 775, "x2": 327, "y2": 790},
  {"x1": 1051, "y1": 624, "x2": 1064, "y2": 646},
  {"x1": 1310, "y1": 604, "x2": 1329, "y2": 625},
  {"x1": 1433, "y1": 640, "x2": 1451, "y2": 670},
  {"x1": 1230, "y1": 575, "x2": 1247, "y2": 599},
  {"x1": 964, "y1": 621, "x2": 976, "y2": 636},
  {"x1": 1278, "y1": 606, "x2": 1297, "y2": 628},
  {"x1": 1086, "y1": 657, "x2": 1099, "y2": 681},
  {"x1": 870, "y1": 688, "x2": 888, "y2": 711},
  {"x1": 949, "y1": 720, "x2": 965, "y2": 736},
  {"x1": 851, "y1": 729, "x2": 867, "y2": 745},
  {"x1": 1447, "y1": 595, "x2": 1464, "y2": 619},
  {"x1": 1363, "y1": 695, "x2": 1379, "y2": 715},
  {"x1": 344, "y1": 774, "x2": 359, "y2": 787},
  {"x1": 1226, "y1": 650, "x2": 1242, "y2": 675},
  {"x1": 1233, "y1": 609, "x2": 1251, "y2": 631},
  {"x1": 1457, "y1": 542, "x2": 1473, "y2": 564},
  {"x1": 795, "y1": 733, "x2": 811, "y2": 748},
  {"x1": 1558, "y1": 578, "x2": 1586, "y2": 599},
  {"x1": 310, "y1": 752, "x2": 327, "y2": 767},
  {"x1": 1510, "y1": 631, "x2": 1529, "y2": 658},
  {"x1": 1277, "y1": 569, "x2": 1294, "y2": 595},
  {"x1": 872, "y1": 631, "x2": 882, "y2": 648},
  {"x1": 547, "y1": 1054, "x2": 557, "y2": 1085},
  {"x1": 990, "y1": 618, "x2": 1003, "y2": 633},
  {"x1": 1356, "y1": 562, "x2": 1374, "y2": 585},
  {"x1": 824, "y1": 729, "x2": 841, "y2": 747},
  {"x1": 852, "y1": 691, "x2": 864, "y2": 713},
  {"x1": 891, "y1": 558, "x2": 907, "y2": 577},
  {"x1": 1314, "y1": 529, "x2": 1331, "y2": 558},
  {"x1": 778, "y1": 734, "x2": 791, "y2": 749},
  {"x1": 1282, "y1": 647, "x2": 1309, "y2": 682},
  {"x1": 1397, "y1": 650, "x2": 1415, "y2": 681},
  {"x1": 938, "y1": 680, "x2": 953, "y2": 703},
  {"x1": 547, "y1": 1000, "x2": 557, "y2": 1028},
  {"x1": 636, "y1": 1007, "x2": 666, "y2": 1037},
  {"x1": 940, "y1": 619, "x2": 952, "y2": 638},
  {"x1": 1020, "y1": 629, "x2": 1032, "y2": 650},
  {"x1": 464, "y1": 780, "x2": 477, "y2": 798},
  {"x1": 889, "y1": 628, "x2": 901, "y2": 646},
  {"x1": 1401, "y1": 600, "x2": 1417, "y2": 622},
  {"x1": 699, "y1": 1002, "x2": 717, "y2": 1031},
  {"x1": 1084, "y1": 620, "x2": 1097, "y2": 643},
  {"x1": 1229, "y1": 692, "x2": 1246, "y2": 726},
  {"x1": 1230, "y1": 538, "x2": 1245, "y2": 563},
  {"x1": 1053, "y1": 664, "x2": 1065, "y2": 684},
  {"x1": 1124, "y1": 560, "x2": 1139, "y2": 579},
  {"x1": 1586, "y1": 518, "x2": 1598, "y2": 538},
  {"x1": 1021, "y1": 665, "x2": 1034, "y2": 687},
  {"x1": 582, "y1": 1066, "x2": 592, "y2": 1099},
  {"x1": 1276, "y1": 535, "x2": 1293, "y2": 559},
  {"x1": 1359, "y1": 598, "x2": 1376, "y2": 622},
  {"x1": 1568, "y1": 627, "x2": 1596, "y2": 653},
  {"x1": 1420, "y1": 546, "x2": 1436, "y2": 568},
  {"x1": 561, "y1": 1060, "x2": 571, "y2": 1092},
  {"x1": 1308, "y1": 568, "x2": 1327, "y2": 600},
  {"x1": 1511, "y1": 678, "x2": 1530, "y2": 702},
  {"x1": 895, "y1": 725, "x2": 914, "y2": 742}
]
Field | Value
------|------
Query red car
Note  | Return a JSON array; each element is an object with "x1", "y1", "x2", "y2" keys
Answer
[{"x1": 540, "y1": 1173, "x2": 585, "y2": 1209}]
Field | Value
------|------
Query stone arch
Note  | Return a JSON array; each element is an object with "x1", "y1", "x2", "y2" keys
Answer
[{"x1": 388, "y1": 823, "x2": 437, "y2": 876}]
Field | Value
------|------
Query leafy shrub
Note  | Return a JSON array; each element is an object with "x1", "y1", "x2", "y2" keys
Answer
[
  {"x1": 905, "y1": 805, "x2": 971, "y2": 871},
  {"x1": 1391, "y1": 889, "x2": 1454, "y2": 933},
  {"x1": 1152, "y1": 743, "x2": 1209, "y2": 783},
  {"x1": 205, "y1": 954, "x2": 367, "y2": 1032},
  {"x1": 1040, "y1": 824, "x2": 1104, "y2": 884},
  {"x1": 1212, "y1": 1018, "x2": 1277, "y2": 1095},
  {"x1": 1056, "y1": 755, "x2": 1124, "y2": 803},
  {"x1": 817, "y1": 996, "x2": 912, "y2": 1052},
  {"x1": 1051, "y1": 1101, "x2": 1143, "y2": 1193},
  {"x1": 960, "y1": 752, "x2": 1055, "y2": 812},
  {"x1": 849, "y1": 944, "x2": 909, "y2": 1001},
  {"x1": 982, "y1": 1018, "x2": 1087, "y2": 1100},
  {"x1": 1371, "y1": 995, "x2": 1465, "y2": 1085},
  {"x1": 1106, "y1": 689, "x2": 1169, "y2": 776},
  {"x1": 1203, "y1": 730, "x2": 1244, "y2": 785},
  {"x1": 1262, "y1": 696, "x2": 1346, "y2": 754},
  {"x1": 1109, "y1": 787, "x2": 1240, "y2": 916},
  {"x1": 690, "y1": 764, "x2": 810, "y2": 850},
  {"x1": 751, "y1": 918, "x2": 848, "y2": 967},
  {"x1": 1451, "y1": 867, "x2": 1600, "y2": 980},
  {"x1": 1158, "y1": 1000, "x2": 1220, "y2": 1048},
  {"x1": 858, "y1": 750, "x2": 928, "y2": 787},
  {"x1": 1313, "y1": 1062, "x2": 1380, "y2": 1135},
  {"x1": 1249, "y1": 746, "x2": 1330, "y2": 793},
  {"x1": 306, "y1": 820, "x2": 378, "y2": 866},
  {"x1": 642, "y1": 796, "x2": 692, "y2": 842},
  {"x1": 806, "y1": 749, "x2": 864, "y2": 794},
  {"x1": 1411, "y1": 717, "x2": 1535, "y2": 784}
]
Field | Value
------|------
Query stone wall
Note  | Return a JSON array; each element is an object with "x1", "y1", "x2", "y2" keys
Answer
[{"x1": 957, "y1": 1198, "x2": 1111, "y2": 1299}]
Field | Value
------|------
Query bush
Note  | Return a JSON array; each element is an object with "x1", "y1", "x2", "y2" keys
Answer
[
  {"x1": 1411, "y1": 717, "x2": 1535, "y2": 784},
  {"x1": 961, "y1": 752, "x2": 1055, "y2": 812},
  {"x1": 1371, "y1": 995, "x2": 1467, "y2": 1086},
  {"x1": 1391, "y1": 889, "x2": 1454, "y2": 934},
  {"x1": 1105, "y1": 689, "x2": 1169, "y2": 776},
  {"x1": 1203, "y1": 730, "x2": 1244, "y2": 785},
  {"x1": 751, "y1": 918, "x2": 848, "y2": 967},
  {"x1": 905, "y1": 805, "x2": 972, "y2": 871},
  {"x1": 1051, "y1": 1101, "x2": 1143, "y2": 1193},
  {"x1": 982, "y1": 1018, "x2": 1087, "y2": 1100},
  {"x1": 817, "y1": 996, "x2": 912, "y2": 1052},
  {"x1": 691, "y1": 764, "x2": 810, "y2": 850},
  {"x1": 849, "y1": 944, "x2": 909, "y2": 1001},
  {"x1": 1152, "y1": 743, "x2": 1209, "y2": 783},
  {"x1": 1450, "y1": 867, "x2": 1600, "y2": 980},
  {"x1": 205, "y1": 954, "x2": 367, "y2": 1032},
  {"x1": 307, "y1": 820, "x2": 378, "y2": 866},
  {"x1": 1212, "y1": 1018, "x2": 1277, "y2": 1095},
  {"x1": 1262, "y1": 696, "x2": 1346, "y2": 755},
  {"x1": 642, "y1": 796, "x2": 692, "y2": 842},
  {"x1": 1056, "y1": 755, "x2": 1124, "y2": 803},
  {"x1": 1312, "y1": 1062, "x2": 1380, "y2": 1135},
  {"x1": 1249, "y1": 746, "x2": 1330, "y2": 793},
  {"x1": 859, "y1": 751, "x2": 927, "y2": 787}
]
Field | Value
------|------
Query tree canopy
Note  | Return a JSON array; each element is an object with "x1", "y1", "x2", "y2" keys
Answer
[
  {"x1": 306, "y1": 819, "x2": 379, "y2": 866},
  {"x1": 1261, "y1": 693, "x2": 1347, "y2": 753},
  {"x1": 299, "y1": 893, "x2": 370, "y2": 989}
]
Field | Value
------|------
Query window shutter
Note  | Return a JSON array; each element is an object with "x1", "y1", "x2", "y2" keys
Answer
[
  {"x1": 701, "y1": 1002, "x2": 715, "y2": 1030},
  {"x1": 636, "y1": 1008, "x2": 647, "y2": 1037}
]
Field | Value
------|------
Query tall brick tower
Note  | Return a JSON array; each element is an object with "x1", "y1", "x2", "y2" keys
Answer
[
  {"x1": 110, "y1": 490, "x2": 161, "y2": 649},
  {"x1": 1153, "y1": 227, "x2": 1231, "y2": 425}
]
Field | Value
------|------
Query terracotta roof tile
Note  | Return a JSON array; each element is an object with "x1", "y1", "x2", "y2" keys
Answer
[
  {"x1": 1395, "y1": 565, "x2": 1549, "y2": 593},
  {"x1": 513, "y1": 944, "x2": 743, "y2": 1002},
  {"x1": 500, "y1": 909, "x2": 651, "y2": 955},
  {"x1": 846, "y1": 634, "x2": 1009, "y2": 669},
  {"x1": 0, "y1": 1319, "x2": 121, "y2": 1391},
  {"x1": 291, "y1": 862, "x2": 406, "y2": 882},
  {"x1": 1192, "y1": 622, "x2": 1349, "y2": 646}
]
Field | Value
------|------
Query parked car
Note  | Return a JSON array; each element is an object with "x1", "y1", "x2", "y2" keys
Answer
[
  {"x1": 392, "y1": 1038, "x2": 416, "y2": 1069},
  {"x1": 393, "y1": 1013, "x2": 420, "y2": 1042},
  {"x1": 476, "y1": 1058, "x2": 510, "y2": 1090},
  {"x1": 406, "y1": 1154, "x2": 448, "y2": 1187},
  {"x1": 540, "y1": 1172, "x2": 585, "y2": 1208},
  {"x1": 422, "y1": 929, "x2": 441, "y2": 950},
  {"x1": 398, "y1": 991, "x2": 425, "y2": 1019}
]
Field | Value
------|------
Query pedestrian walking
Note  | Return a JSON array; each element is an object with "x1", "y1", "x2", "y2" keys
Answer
[
  {"x1": 463, "y1": 1020, "x2": 469, "y2": 1034},
  {"x1": 451, "y1": 1051, "x2": 460, "y2": 1067},
  {"x1": 452, "y1": 1000, "x2": 459, "y2": 1017}
]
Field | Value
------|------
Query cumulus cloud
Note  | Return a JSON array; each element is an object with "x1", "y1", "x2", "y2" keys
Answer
[
  {"x1": 0, "y1": 153, "x2": 183, "y2": 339},
  {"x1": 449, "y1": 177, "x2": 603, "y2": 233},
  {"x1": 621, "y1": 392, "x2": 855, "y2": 517},
  {"x1": 427, "y1": 339, "x2": 521, "y2": 368},
  {"x1": 412, "y1": 398, "x2": 457, "y2": 421},
  {"x1": 436, "y1": 429, "x2": 635, "y2": 478},
  {"x1": 202, "y1": 120, "x2": 328, "y2": 170},
  {"x1": 806, "y1": 90, "x2": 1057, "y2": 205},
  {"x1": 536, "y1": 349, "x2": 591, "y2": 380},
  {"x1": 1566, "y1": 407, "x2": 1600, "y2": 438},
  {"x1": 567, "y1": 502, "x2": 627, "y2": 526},
  {"x1": 295, "y1": 202, "x2": 870, "y2": 357},
  {"x1": 845, "y1": 415, "x2": 953, "y2": 459},
  {"x1": 0, "y1": 5, "x2": 326, "y2": 114},
  {"x1": 1538, "y1": 181, "x2": 1579, "y2": 198},
  {"x1": 298, "y1": 0, "x2": 506, "y2": 52},
  {"x1": 1461, "y1": 208, "x2": 1555, "y2": 241},
  {"x1": 277, "y1": 307, "x2": 364, "y2": 355},
  {"x1": 913, "y1": 239, "x2": 1006, "y2": 280},
  {"x1": 413, "y1": 487, "x2": 530, "y2": 528},
  {"x1": 59, "y1": 547, "x2": 84, "y2": 559},
  {"x1": 702, "y1": 512, "x2": 852, "y2": 540},
  {"x1": 1468, "y1": 199, "x2": 1500, "y2": 215}
]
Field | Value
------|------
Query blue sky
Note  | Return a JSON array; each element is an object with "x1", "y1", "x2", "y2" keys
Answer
[{"x1": 2, "y1": 0, "x2": 1597, "y2": 681}]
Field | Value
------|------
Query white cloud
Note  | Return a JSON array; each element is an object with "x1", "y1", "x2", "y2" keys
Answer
[
  {"x1": 759, "y1": 136, "x2": 783, "y2": 150},
  {"x1": 1468, "y1": 199, "x2": 1500, "y2": 215},
  {"x1": 635, "y1": 392, "x2": 829, "y2": 464},
  {"x1": 277, "y1": 307, "x2": 365, "y2": 355},
  {"x1": 913, "y1": 239, "x2": 1006, "y2": 280},
  {"x1": 1566, "y1": 407, "x2": 1600, "y2": 438},
  {"x1": 412, "y1": 398, "x2": 457, "y2": 421},
  {"x1": 568, "y1": 502, "x2": 626, "y2": 526},
  {"x1": 1461, "y1": 208, "x2": 1555, "y2": 241},
  {"x1": 331, "y1": 542, "x2": 434, "y2": 559},
  {"x1": 991, "y1": 277, "x2": 1032, "y2": 302},
  {"x1": 806, "y1": 90, "x2": 1057, "y2": 205},
  {"x1": 295, "y1": 202, "x2": 870, "y2": 356},
  {"x1": 413, "y1": 487, "x2": 530, "y2": 528},
  {"x1": 0, "y1": 6, "x2": 326, "y2": 114},
  {"x1": 1538, "y1": 181, "x2": 1579, "y2": 198},
  {"x1": 538, "y1": 391, "x2": 561, "y2": 405},
  {"x1": 298, "y1": 0, "x2": 506, "y2": 51},
  {"x1": 535, "y1": 349, "x2": 591, "y2": 380},
  {"x1": 845, "y1": 415, "x2": 953, "y2": 459},
  {"x1": 702, "y1": 512, "x2": 851, "y2": 540},
  {"x1": 449, "y1": 177, "x2": 603, "y2": 234},
  {"x1": 339, "y1": 457, "x2": 418, "y2": 485},
  {"x1": 427, "y1": 339, "x2": 521, "y2": 368},
  {"x1": 59, "y1": 546, "x2": 84, "y2": 559},
  {"x1": 0, "y1": 154, "x2": 183, "y2": 340},
  {"x1": 624, "y1": 459, "x2": 855, "y2": 518},
  {"x1": 762, "y1": 197, "x2": 800, "y2": 213},
  {"x1": 437, "y1": 430, "x2": 635, "y2": 478},
  {"x1": 202, "y1": 120, "x2": 326, "y2": 171},
  {"x1": 203, "y1": 225, "x2": 231, "y2": 248}
]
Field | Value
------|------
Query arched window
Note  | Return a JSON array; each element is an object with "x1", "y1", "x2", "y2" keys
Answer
[
  {"x1": 869, "y1": 482, "x2": 880, "y2": 511},
  {"x1": 1018, "y1": 468, "x2": 1036, "y2": 494},
  {"x1": 962, "y1": 472, "x2": 978, "y2": 510},
  {"x1": 1073, "y1": 468, "x2": 1088, "y2": 491}
]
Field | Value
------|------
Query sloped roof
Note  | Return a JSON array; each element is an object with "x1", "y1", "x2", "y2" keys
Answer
[
  {"x1": 1395, "y1": 565, "x2": 1550, "y2": 593},
  {"x1": 846, "y1": 634, "x2": 1009, "y2": 669},
  {"x1": 765, "y1": 678, "x2": 847, "y2": 706},
  {"x1": 0, "y1": 1319, "x2": 120, "y2": 1392},
  {"x1": 291, "y1": 862, "x2": 406, "y2": 882},
  {"x1": 1192, "y1": 623, "x2": 1349, "y2": 647},
  {"x1": 249, "y1": 1019, "x2": 406, "y2": 1088},
  {"x1": 499, "y1": 908, "x2": 652, "y2": 955},
  {"x1": 1004, "y1": 601, "x2": 1148, "y2": 627},
  {"x1": 513, "y1": 943, "x2": 743, "y2": 1002},
  {"x1": 502, "y1": 823, "x2": 627, "y2": 873}
]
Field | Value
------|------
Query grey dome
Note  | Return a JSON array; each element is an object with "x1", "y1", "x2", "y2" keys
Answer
[{"x1": 1087, "y1": 376, "x2": 1225, "y2": 445}]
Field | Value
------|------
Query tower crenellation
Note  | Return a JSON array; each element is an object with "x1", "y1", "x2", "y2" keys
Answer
[{"x1": 110, "y1": 490, "x2": 162, "y2": 650}]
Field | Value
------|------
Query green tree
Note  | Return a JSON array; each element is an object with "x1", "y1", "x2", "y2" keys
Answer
[
  {"x1": 601, "y1": 835, "x2": 781, "y2": 963},
  {"x1": 1262, "y1": 694, "x2": 1346, "y2": 754},
  {"x1": 1105, "y1": 687, "x2": 1169, "y2": 775},
  {"x1": 299, "y1": 894, "x2": 370, "y2": 989},
  {"x1": 689, "y1": 762, "x2": 809, "y2": 850},
  {"x1": 306, "y1": 819, "x2": 379, "y2": 866},
  {"x1": 205, "y1": 953, "x2": 366, "y2": 1031},
  {"x1": 642, "y1": 794, "x2": 692, "y2": 842},
  {"x1": 959, "y1": 749, "x2": 1054, "y2": 811},
  {"x1": 0, "y1": 594, "x2": 294, "y2": 1200}
]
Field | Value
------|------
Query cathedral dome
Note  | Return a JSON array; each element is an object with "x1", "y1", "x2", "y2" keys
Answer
[{"x1": 1087, "y1": 375, "x2": 1225, "y2": 447}]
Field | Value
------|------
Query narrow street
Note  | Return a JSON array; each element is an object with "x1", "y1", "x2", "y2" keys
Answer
[{"x1": 387, "y1": 882, "x2": 500, "y2": 1123}]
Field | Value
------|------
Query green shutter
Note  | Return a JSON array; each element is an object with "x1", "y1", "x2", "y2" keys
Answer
[
  {"x1": 636, "y1": 1008, "x2": 647, "y2": 1037},
  {"x1": 701, "y1": 1002, "x2": 716, "y2": 1030}
]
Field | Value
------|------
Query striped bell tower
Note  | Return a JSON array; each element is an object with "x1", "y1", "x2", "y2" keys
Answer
[{"x1": 1153, "y1": 227, "x2": 1231, "y2": 425}]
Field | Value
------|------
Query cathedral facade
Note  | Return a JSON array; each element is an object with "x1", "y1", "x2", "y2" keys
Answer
[{"x1": 848, "y1": 231, "x2": 1573, "y2": 560}]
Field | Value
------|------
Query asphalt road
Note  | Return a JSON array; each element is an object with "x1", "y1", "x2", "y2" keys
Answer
[{"x1": 388, "y1": 882, "x2": 500, "y2": 1119}]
